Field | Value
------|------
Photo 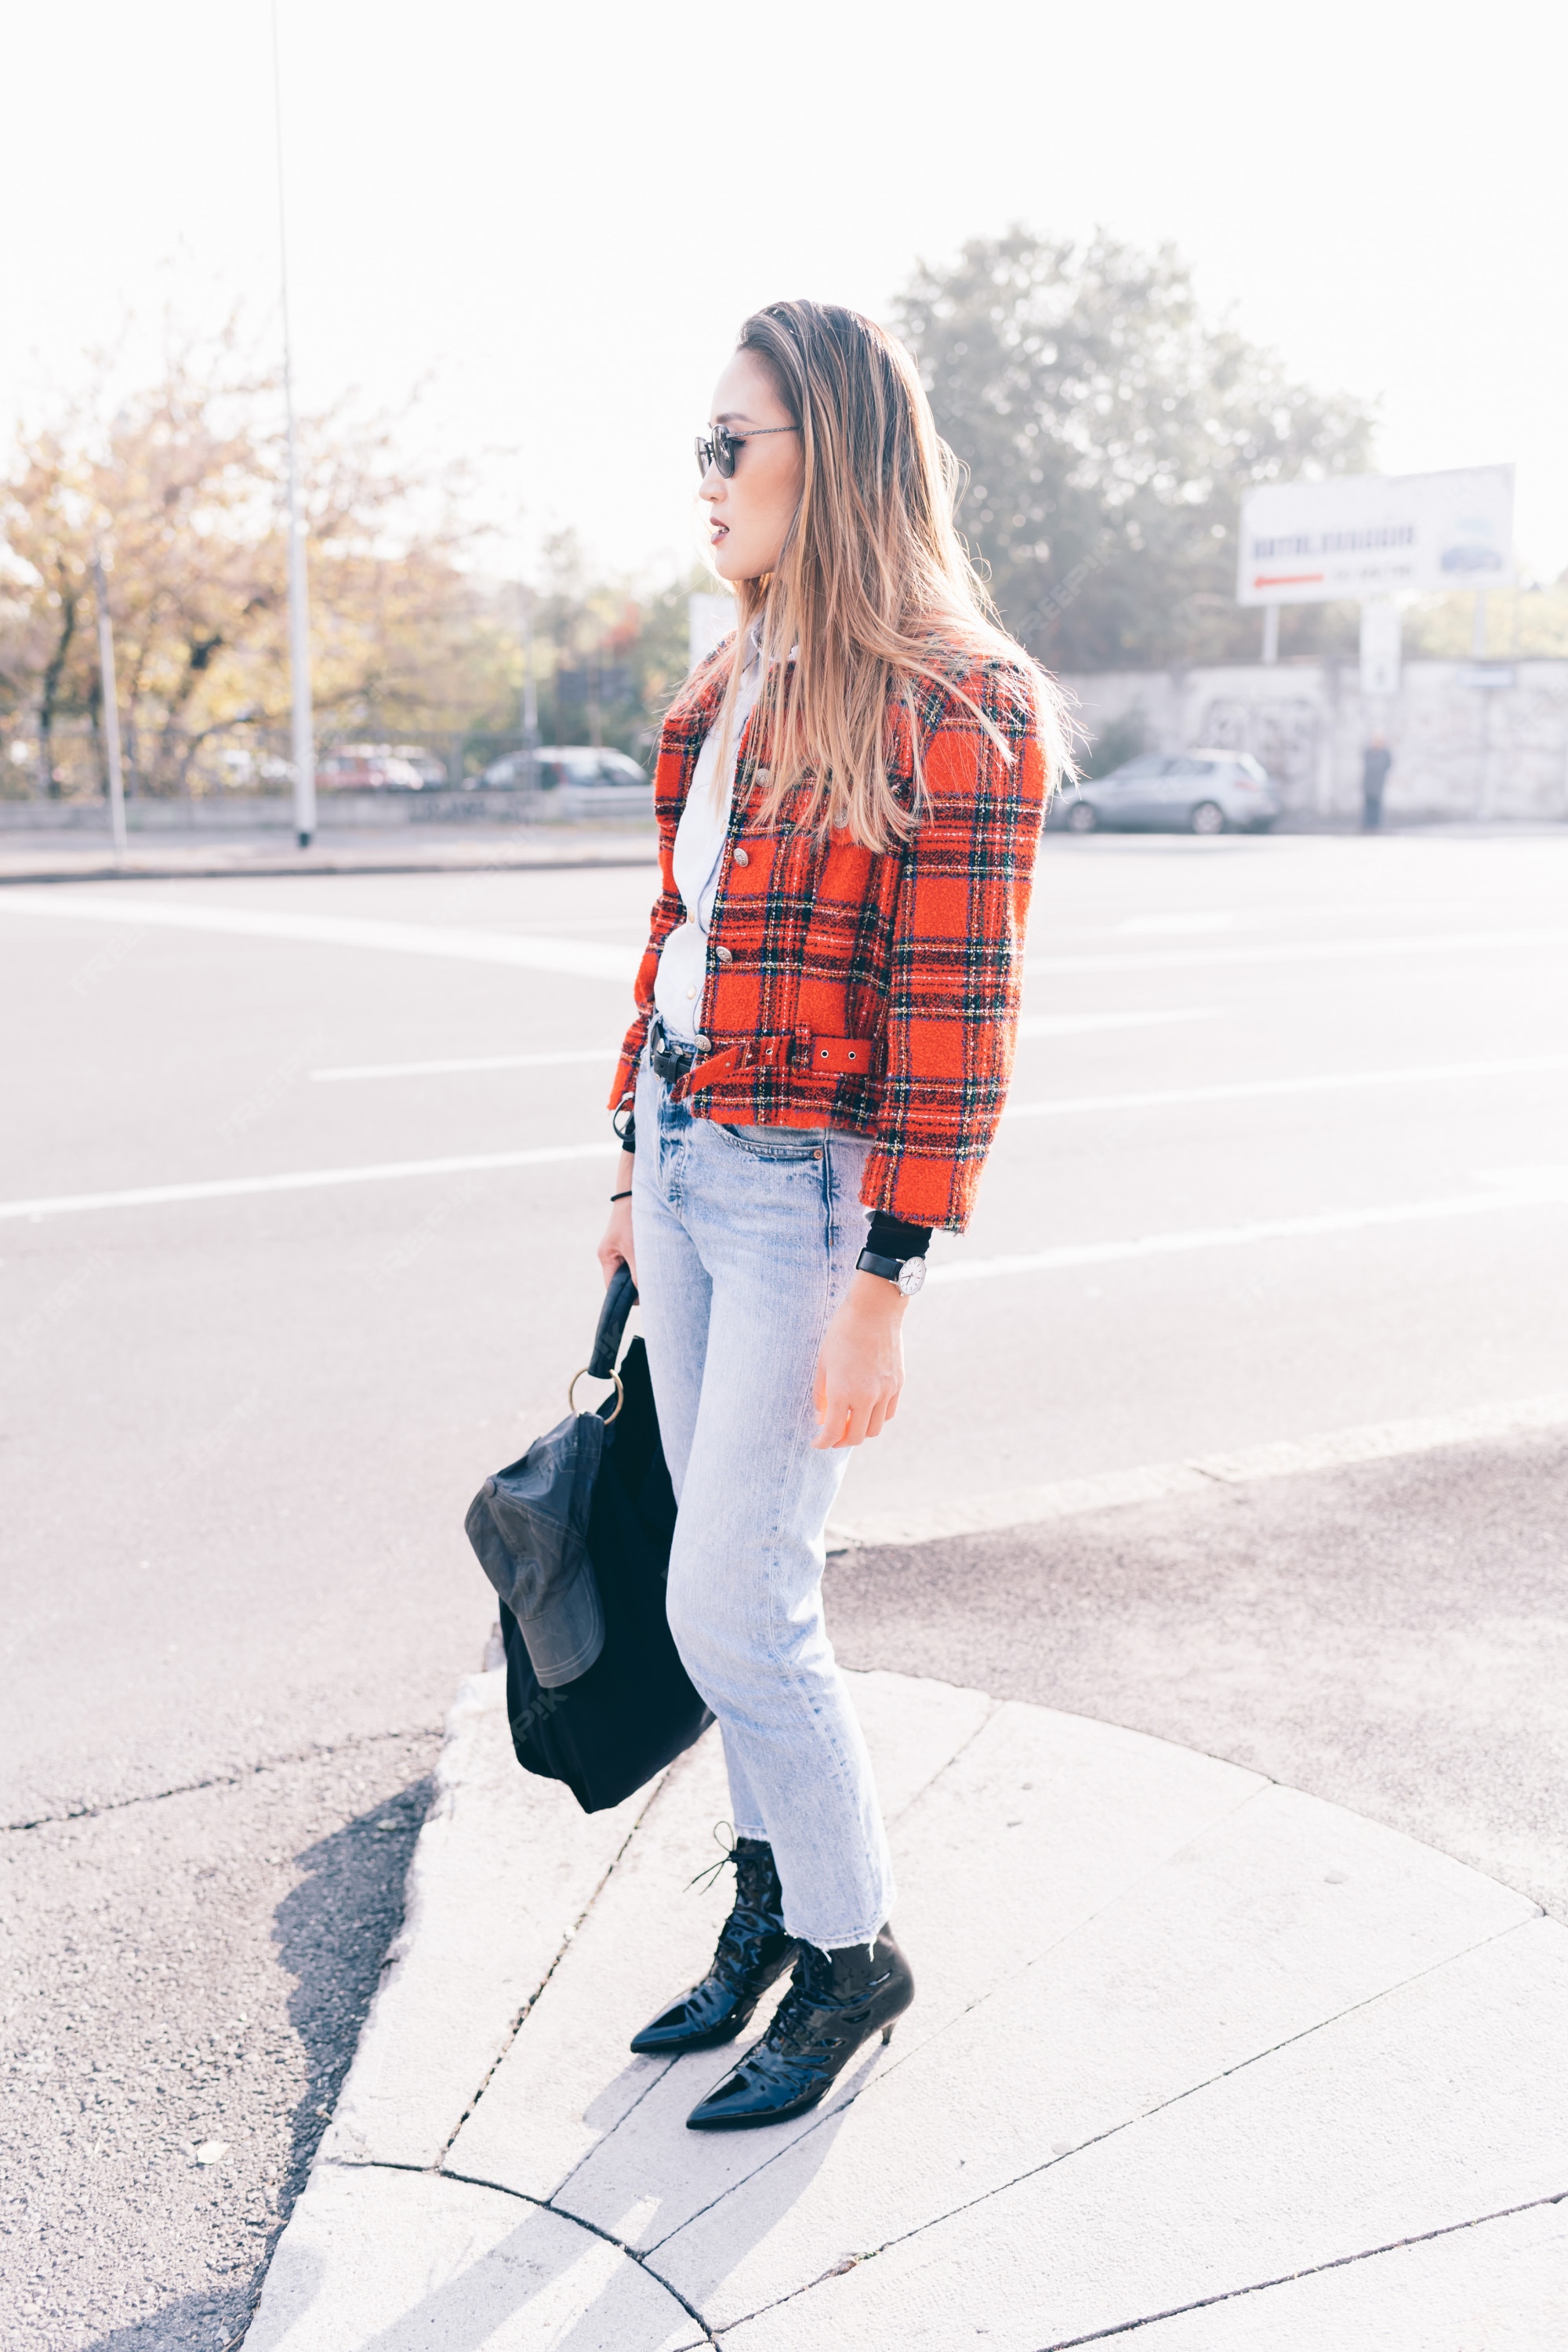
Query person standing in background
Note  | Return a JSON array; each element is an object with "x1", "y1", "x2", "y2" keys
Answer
[{"x1": 1362, "y1": 733, "x2": 1392, "y2": 830}]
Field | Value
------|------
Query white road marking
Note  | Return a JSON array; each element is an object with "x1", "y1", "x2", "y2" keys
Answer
[
  {"x1": 828, "y1": 1392, "x2": 1568, "y2": 1550},
  {"x1": 0, "y1": 1142, "x2": 617, "y2": 1224},
  {"x1": 927, "y1": 1168, "x2": 1568, "y2": 1287},
  {"x1": 1012, "y1": 1008, "x2": 1217, "y2": 1040},
  {"x1": 1116, "y1": 910, "x2": 1242, "y2": 935},
  {"x1": 308, "y1": 1006, "x2": 1220, "y2": 1082},
  {"x1": 1025, "y1": 927, "x2": 1568, "y2": 977},
  {"x1": 313, "y1": 1047, "x2": 615, "y2": 1081},
  {"x1": 1003, "y1": 1054, "x2": 1568, "y2": 1122},
  {"x1": 0, "y1": 891, "x2": 639, "y2": 981}
]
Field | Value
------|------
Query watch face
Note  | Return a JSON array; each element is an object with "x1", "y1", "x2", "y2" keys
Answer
[{"x1": 897, "y1": 1255, "x2": 927, "y2": 1297}]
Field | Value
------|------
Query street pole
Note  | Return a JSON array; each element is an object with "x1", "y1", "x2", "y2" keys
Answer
[
  {"x1": 90, "y1": 551, "x2": 128, "y2": 861},
  {"x1": 271, "y1": 0, "x2": 315, "y2": 849},
  {"x1": 1472, "y1": 590, "x2": 1488, "y2": 661},
  {"x1": 521, "y1": 582, "x2": 539, "y2": 789},
  {"x1": 1261, "y1": 605, "x2": 1279, "y2": 665}
]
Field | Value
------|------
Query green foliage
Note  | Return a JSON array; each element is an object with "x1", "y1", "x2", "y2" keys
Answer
[
  {"x1": 521, "y1": 533, "x2": 713, "y2": 768},
  {"x1": 892, "y1": 229, "x2": 1376, "y2": 670},
  {"x1": 1403, "y1": 582, "x2": 1568, "y2": 659},
  {"x1": 0, "y1": 327, "x2": 518, "y2": 797}
]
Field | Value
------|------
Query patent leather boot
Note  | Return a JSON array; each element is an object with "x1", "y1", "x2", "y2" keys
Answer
[
  {"x1": 630, "y1": 1837, "x2": 798, "y2": 2057},
  {"x1": 684, "y1": 1925, "x2": 913, "y2": 2130}
]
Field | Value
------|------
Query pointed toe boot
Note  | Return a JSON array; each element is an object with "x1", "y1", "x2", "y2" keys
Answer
[
  {"x1": 684, "y1": 1925, "x2": 913, "y2": 2130},
  {"x1": 630, "y1": 1836, "x2": 798, "y2": 2057}
]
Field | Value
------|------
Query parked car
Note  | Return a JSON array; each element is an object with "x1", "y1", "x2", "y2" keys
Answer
[
  {"x1": 470, "y1": 746, "x2": 648, "y2": 789},
  {"x1": 318, "y1": 746, "x2": 429, "y2": 793},
  {"x1": 390, "y1": 745, "x2": 451, "y2": 789},
  {"x1": 1049, "y1": 750, "x2": 1280, "y2": 835}
]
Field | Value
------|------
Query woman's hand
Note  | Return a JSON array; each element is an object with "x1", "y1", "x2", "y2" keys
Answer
[
  {"x1": 812, "y1": 1272, "x2": 906, "y2": 1449},
  {"x1": 596, "y1": 1151, "x2": 638, "y2": 1290}
]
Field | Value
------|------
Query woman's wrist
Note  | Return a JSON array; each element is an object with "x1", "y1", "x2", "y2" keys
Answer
[{"x1": 848, "y1": 1269, "x2": 909, "y2": 1316}]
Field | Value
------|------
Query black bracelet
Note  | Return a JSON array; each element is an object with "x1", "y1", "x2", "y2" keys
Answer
[{"x1": 610, "y1": 1189, "x2": 633, "y2": 1202}]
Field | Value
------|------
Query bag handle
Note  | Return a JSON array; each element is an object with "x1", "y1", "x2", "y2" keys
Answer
[{"x1": 586, "y1": 1261, "x2": 637, "y2": 1379}]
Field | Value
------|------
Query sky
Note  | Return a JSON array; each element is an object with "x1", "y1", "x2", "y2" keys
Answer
[{"x1": 5, "y1": 0, "x2": 1566, "y2": 586}]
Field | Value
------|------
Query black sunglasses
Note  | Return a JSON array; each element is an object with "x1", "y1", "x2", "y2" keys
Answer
[{"x1": 694, "y1": 423, "x2": 798, "y2": 480}]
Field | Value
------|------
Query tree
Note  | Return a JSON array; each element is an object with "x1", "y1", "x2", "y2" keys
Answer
[
  {"x1": 891, "y1": 230, "x2": 1376, "y2": 670},
  {"x1": 0, "y1": 328, "x2": 518, "y2": 797},
  {"x1": 518, "y1": 532, "x2": 711, "y2": 764}
]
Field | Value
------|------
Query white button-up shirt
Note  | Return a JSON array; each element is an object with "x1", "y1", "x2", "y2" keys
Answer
[{"x1": 654, "y1": 631, "x2": 765, "y2": 1044}]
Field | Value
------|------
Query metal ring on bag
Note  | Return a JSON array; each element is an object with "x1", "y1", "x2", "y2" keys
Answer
[{"x1": 568, "y1": 1366, "x2": 624, "y2": 1422}]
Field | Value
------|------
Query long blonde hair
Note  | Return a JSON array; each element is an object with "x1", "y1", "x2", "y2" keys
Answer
[{"x1": 707, "y1": 299, "x2": 1072, "y2": 851}]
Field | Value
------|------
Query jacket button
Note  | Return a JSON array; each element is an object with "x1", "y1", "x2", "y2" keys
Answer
[
  {"x1": 694, "y1": 1033, "x2": 712, "y2": 1051},
  {"x1": 714, "y1": 945, "x2": 734, "y2": 964},
  {"x1": 754, "y1": 767, "x2": 771, "y2": 785},
  {"x1": 731, "y1": 847, "x2": 750, "y2": 866}
]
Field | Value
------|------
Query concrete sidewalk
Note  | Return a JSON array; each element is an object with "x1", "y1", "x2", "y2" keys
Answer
[
  {"x1": 244, "y1": 1668, "x2": 1568, "y2": 2350},
  {"x1": 0, "y1": 822, "x2": 658, "y2": 886}
]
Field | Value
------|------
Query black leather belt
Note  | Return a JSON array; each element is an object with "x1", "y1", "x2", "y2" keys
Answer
[{"x1": 647, "y1": 1014, "x2": 701, "y2": 1084}]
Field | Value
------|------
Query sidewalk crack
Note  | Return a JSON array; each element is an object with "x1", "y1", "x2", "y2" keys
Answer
[
  {"x1": 884, "y1": 1695, "x2": 1004, "y2": 1829},
  {"x1": 433, "y1": 1773, "x2": 670, "y2": 2165},
  {"x1": 644, "y1": 1776, "x2": 1276, "y2": 2255},
  {"x1": 437, "y1": 2164, "x2": 718, "y2": 2343},
  {"x1": 2, "y1": 1722, "x2": 442, "y2": 1832},
  {"x1": 672, "y1": 1908, "x2": 1547, "y2": 2324},
  {"x1": 1029, "y1": 2189, "x2": 1568, "y2": 2347}
]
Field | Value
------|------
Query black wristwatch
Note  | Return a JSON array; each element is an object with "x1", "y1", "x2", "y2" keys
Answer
[{"x1": 855, "y1": 1248, "x2": 927, "y2": 1297}]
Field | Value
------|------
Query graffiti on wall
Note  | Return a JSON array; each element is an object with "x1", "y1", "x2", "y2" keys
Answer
[{"x1": 1198, "y1": 698, "x2": 1320, "y2": 804}]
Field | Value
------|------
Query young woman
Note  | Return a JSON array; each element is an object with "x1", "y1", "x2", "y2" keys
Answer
[{"x1": 597, "y1": 299, "x2": 1069, "y2": 2132}]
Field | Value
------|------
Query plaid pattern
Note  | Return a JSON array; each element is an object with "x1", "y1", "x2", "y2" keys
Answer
[{"x1": 610, "y1": 644, "x2": 1048, "y2": 1232}]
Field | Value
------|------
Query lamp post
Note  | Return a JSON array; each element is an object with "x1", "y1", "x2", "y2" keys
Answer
[
  {"x1": 90, "y1": 550, "x2": 128, "y2": 861},
  {"x1": 270, "y1": 0, "x2": 315, "y2": 848},
  {"x1": 520, "y1": 580, "x2": 539, "y2": 789}
]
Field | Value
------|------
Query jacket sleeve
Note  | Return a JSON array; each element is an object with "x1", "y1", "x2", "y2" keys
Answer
[{"x1": 860, "y1": 660, "x2": 1047, "y2": 1233}]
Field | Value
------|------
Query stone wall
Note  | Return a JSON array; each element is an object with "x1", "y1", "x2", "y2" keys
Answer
[{"x1": 1058, "y1": 661, "x2": 1568, "y2": 822}]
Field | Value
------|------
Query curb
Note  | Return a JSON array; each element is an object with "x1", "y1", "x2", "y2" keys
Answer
[{"x1": 244, "y1": 1668, "x2": 1568, "y2": 2349}]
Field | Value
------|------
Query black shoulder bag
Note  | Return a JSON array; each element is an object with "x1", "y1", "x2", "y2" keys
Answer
[{"x1": 463, "y1": 1265, "x2": 713, "y2": 1813}]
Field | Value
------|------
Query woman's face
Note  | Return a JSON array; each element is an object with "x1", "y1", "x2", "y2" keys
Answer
[{"x1": 700, "y1": 350, "x2": 803, "y2": 583}]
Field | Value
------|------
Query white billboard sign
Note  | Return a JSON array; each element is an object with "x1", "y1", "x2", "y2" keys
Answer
[{"x1": 1238, "y1": 466, "x2": 1514, "y2": 605}]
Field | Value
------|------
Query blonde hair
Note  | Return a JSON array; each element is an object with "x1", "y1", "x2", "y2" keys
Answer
[{"x1": 706, "y1": 299, "x2": 1073, "y2": 851}]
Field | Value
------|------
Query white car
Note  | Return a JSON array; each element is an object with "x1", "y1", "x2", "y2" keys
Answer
[
  {"x1": 1051, "y1": 750, "x2": 1282, "y2": 835},
  {"x1": 474, "y1": 746, "x2": 648, "y2": 789}
]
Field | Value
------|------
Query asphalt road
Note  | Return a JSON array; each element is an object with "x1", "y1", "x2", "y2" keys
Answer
[{"x1": 3, "y1": 826, "x2": 1566, "y2": 2347}]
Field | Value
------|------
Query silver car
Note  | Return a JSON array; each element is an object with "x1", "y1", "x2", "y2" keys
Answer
[
  {"x1": 1052, "y1": 750, "x2": 1281, "y2": 835},
  {"x1": 471, "y1": 746, "x2": 648, "y2": 789}
]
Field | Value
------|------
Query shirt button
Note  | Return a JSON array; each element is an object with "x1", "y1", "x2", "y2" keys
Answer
[
  {"x1": 684, "y1": 985, "x2": 696, "y2": 999},
  {"x1": 732, "y1": 847, "x2": 750, "y2": 867},
  {"x1": 714, "y1": 945, "x2": 734, "y2": 964}
]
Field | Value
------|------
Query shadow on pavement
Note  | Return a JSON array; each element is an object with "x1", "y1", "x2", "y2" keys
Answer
[{"x1": 71, "y1": 1775, "x2": 432, "y2": 2352}]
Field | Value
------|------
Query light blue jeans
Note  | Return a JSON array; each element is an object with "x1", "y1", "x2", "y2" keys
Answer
[{"x1": 632, "y1": 1063, "x2": 895, "y2": 1949}]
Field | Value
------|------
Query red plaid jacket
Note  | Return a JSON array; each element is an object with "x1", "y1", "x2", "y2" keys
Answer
[{"x1": 610, "y1": 644, "x2": 1048, "y2": 1232}]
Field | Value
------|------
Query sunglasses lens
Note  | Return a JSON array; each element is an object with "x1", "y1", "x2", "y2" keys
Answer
[
  {"x1": 695, "y1": 435, "x2": 711, "y2": 478},
  {"x1": 715, "y1": 430, "x2": 736, "y2": 477}
]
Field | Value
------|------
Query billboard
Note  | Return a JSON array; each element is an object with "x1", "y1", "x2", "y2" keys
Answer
[{"x1": 1237, "y1": 466, "x2": 1514, "y2": 605}]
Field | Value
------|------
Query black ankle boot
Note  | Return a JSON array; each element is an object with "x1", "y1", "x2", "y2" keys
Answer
[
  {"x1": 684, "y1": 1924, "x2": 913, "y2": 2130},
  {"x1": 629, "y1": 1837, "x2": 798, "y2": 2057}
]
